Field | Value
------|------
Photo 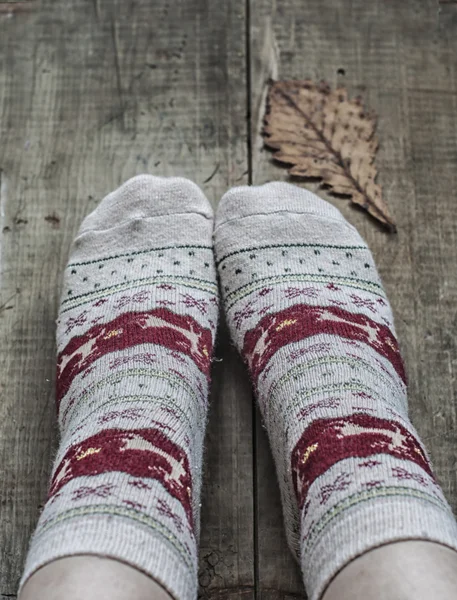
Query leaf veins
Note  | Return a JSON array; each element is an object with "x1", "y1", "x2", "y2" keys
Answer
[{"x1": 263, "y1": 80, "x2": 396, "y2": 232}]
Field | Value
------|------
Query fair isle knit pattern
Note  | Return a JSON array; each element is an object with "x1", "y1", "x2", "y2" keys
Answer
[
  {"x1": 214, "y1": 182, "x2": 457, "y2": 600},
  {"x1": 20, "y1": 176, "x2": 218, "y2": 600}
]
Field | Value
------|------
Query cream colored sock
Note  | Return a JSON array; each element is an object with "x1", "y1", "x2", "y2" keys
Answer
[
  {"x1": 214, "y1": 181, "x2": 457, "y2": 600},
  {"x1": 20, "y1": 175, "x2": 219, "y2": 600}
]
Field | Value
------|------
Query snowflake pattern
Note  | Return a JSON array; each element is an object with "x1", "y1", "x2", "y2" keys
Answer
[
  {"x1": 289, "y1": 342, "x2": 332, "y2": 361},
  {"x1": 109, "y1": 352, "x2": 157, "y2": 369},
  {"x1": 354, "y1": 391, "x2": 375, "y2": 401},
  {"x1": 181, "y1": 293, "x2": 208, "y2": 315},
  {"x1": 344, "y1": 339, "x2": 360, "y2": 347},
  {"x1": 258, "y1": 287, "x2": 273, "y2": 297},
  {"x1": 358, "y1": 459, "x2": 382, "y2": 469},
  {"x1": 165, "y1": 350, "x2": 186, "y2": 365},
  {"x1": 98, "y1": 407, "x2": 145, "y2": 424},
  {"x1": 114, "y1": 290, "x2": 150, "y2": 309},
  {"x1": 371, "y1": 355, "x2": 393, "y2": 377},
  {"x1": 65, "y1": 310, "x2": 89, "y2": 334},
  {"x1": 284, "y1": 286, "x2": 319, "y2": 300},
  {"x1": 363, "y1": 479, "x2": 384, "y2": 490},
  {"x1": 351, "y1": 405, "x2": 376, "y2": 413},
  {"x1": 233, "y1": 300, "x2": 256, "y2": 330},
  {"x1": 72, "y1": 483, "x2": 115, "y2": 501},
  {"x1": 329, "y1": 298, "x2": 347, "y2": 308},
  {"x1": 123, "y1": 499, "x2": 146, "y2": 511},
  {"x1": 320, "y1": 472, "x2": 352, "y2": 504},
  {"x1": 326, "y1": 283, "x2": 340, "y2": 291},
  {"x1": 157, "y1": 498, "x2": 184, "y2": 532},
  {"x1": 385, "y1": 406, "x2": 401, "y2": 419},
  {"x1": 258, "y1": 304, "x2": 274, "y2": 316},
  {"x1": 93, "y1": 298, "x2": 108, "y2": 307},
  {"x1": 350, "y1": 294, "x2": 377, "y2": 314},
  {"x1": 128, "y1": 480, "x2": 153, "y2": 491},
  {"x1": 391, "y1": 466, "x2": 429, "y2": 487},
  {"x1": 157, "y1": 299, "x2": 174, "y2": 307},
  {"x1": 298, "y1": 397, "x2": 341, "y2": 421},
  {"x1": 170, "y1": 368, "x2": 192, "y2": 386}
]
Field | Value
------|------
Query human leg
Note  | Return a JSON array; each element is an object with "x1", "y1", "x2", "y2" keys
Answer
[
  {"x1": 19, "y1": 175, "x2": 218, "y2": 600},
  {"x1": 323, "y1": 540, "x2": 457, "y2": 600},
  {"x1": 214, "y1": 182, "x2": 457, "y2": 600}
]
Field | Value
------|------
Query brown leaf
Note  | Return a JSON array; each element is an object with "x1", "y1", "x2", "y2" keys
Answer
[{"x1": 263, "y1": 80, "x2": 396, "y2": 231}]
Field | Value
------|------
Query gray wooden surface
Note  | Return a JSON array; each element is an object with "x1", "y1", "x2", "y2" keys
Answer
[{"x1": 0, "y1": 1, "x2": 456, "y2": 599}]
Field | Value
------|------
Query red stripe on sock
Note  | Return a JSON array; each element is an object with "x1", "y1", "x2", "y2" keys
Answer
[
  {"x1": 56, "y1": 307, "x2": 212, "y2": 405},
  {"x1": 242, "y1": 303, "x2": 406, "y2": 385},
  {"x1": 49, "y1": 427, "x2": 194, "y2": 525},
  {"x1": 291, "y1": 413, "x2": 434, "y2": 509}
]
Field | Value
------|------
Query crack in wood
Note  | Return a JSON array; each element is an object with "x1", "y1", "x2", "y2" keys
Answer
[
  {"x1": 92, "y1": 0, "x2": 101, "y2": 20},
  {"x1": 110, "y1": 18, "x2": 127, "y2": 131}
]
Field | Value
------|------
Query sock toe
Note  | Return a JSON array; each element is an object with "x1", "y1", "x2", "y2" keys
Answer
[
  {"x1": 215, "y1": 181, "x2": 347, "y2": 230},
  {"x1": 79, "y1": 175, "x2": 213, "y2": 235},
  {"x1": 71, "y1": 176, "x2": 214, "y2": 262}
]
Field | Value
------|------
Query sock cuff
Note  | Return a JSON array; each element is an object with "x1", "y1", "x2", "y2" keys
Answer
[
  {"x1": 304, "y1": 495, "x2": 457, "y2": 600},
  {"x1": 20, "y1": 513, "x2": 198, "y2": 600}
]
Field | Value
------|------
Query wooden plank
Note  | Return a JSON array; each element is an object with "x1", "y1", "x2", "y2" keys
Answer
[
  {"x1": 249, "y1": 0, "x2": 457, "y2": 597},
  {"x1": 199, "y1": 322, "x2": 255, "y2": 599},
  {"x1": 0, "y1": 0, "x2": 252, "y2": 597}
]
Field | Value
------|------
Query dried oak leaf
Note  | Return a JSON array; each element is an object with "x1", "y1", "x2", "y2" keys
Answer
[{"x1": 263, "y1": 80, "x2": 395, "y2": 231}]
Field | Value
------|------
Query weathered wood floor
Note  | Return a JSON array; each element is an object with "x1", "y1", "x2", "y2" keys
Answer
[{"x1": 1, "y1": 1, "x2": 457, "y2": 598}]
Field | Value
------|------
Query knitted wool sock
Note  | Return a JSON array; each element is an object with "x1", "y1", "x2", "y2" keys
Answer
[
  {"x1": 20, "y1": 175, "x2": 218, "y2": 600},
  {"x1": 214, "y1": 182, "x2": 457, "y2": 600}
]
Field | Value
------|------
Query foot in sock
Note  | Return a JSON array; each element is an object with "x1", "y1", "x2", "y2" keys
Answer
[
  {"x1": 20, "y1": 175, "x2": 218, "y2": 600},
  {"x1": 213, "y1": 182, "x2": 457, "y2": 600}
]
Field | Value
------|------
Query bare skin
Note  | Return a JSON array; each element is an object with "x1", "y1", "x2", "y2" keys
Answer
[
  {"x1": 322, "y1": 540, "x2": 457, "y2": 600},
  {"x1": 19, "y1": 540, "x2": 457, "y2": 600},
  {"x1": 19, "y1": 556, "x2": 173, "y2": 600}
]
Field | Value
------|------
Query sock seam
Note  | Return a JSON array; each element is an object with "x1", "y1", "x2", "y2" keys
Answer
[
  {"x1": 78, "y1": 210, "x2": 214, "y2": 237},
  {"x1": 214, "y1": 210, "x2": 357, "y2": 234}
]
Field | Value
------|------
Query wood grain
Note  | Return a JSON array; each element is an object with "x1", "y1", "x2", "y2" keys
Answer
[
  {"x1": 2, "y1": 1, "x2": 457, "y2": 598},
  {"x1": 249, "y1": 0, "x2": 457, "y2": 597},
  {"x1": 0, "y1": 0, "x2": 252, "y2": 597}
]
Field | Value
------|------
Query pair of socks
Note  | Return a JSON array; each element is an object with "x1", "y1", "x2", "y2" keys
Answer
[{"x1": 20, "y1": 176, "x2": 457, "y2": 600}]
